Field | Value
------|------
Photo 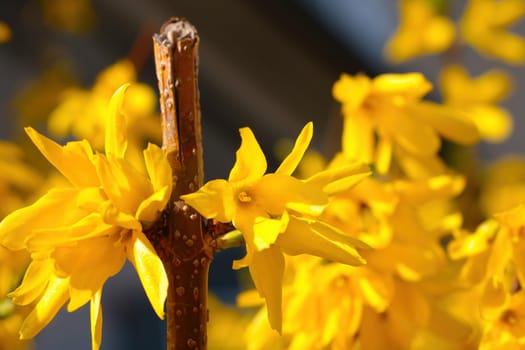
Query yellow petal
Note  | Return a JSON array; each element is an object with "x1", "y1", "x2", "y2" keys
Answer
[
  {"x1": 232, "y1": 253, "x2": 251, "y2": 270},
  {"x1": 277, "y1": 216, "x2": 366, "y2": 266},
  {"x1": 9, "y1": 260, "x2": 53, "y2": 305},
  {"x1": 105, "y1": 84, "x2": 129, "y2": 158},
  {"x1": 388, "y1": 243, "x2": 444, "y2": 281},
  {"x1": 423, "y1": 17, "x2": 456, "y2": 53},
  {"x1": 52, "y1": 235, "x2": 126, "y2": 312},
  {"x1": 253, "y1": 174, "x2": 327, "y2": 216},
  {"x1": 20, "y1": 276, "x2": 69, "y2": 339},
  {"x1": 90, "y1": 288, "x2": 103, "y2": 350},
  {"x1": 143, "y1": 143, "x2": 172, "y2": 193},
  {"x1": 492, "y1": 31, "x2": 525, "y2": 64},
  {"x1": 94, "y1": 155, "x2": 152, "y2": 215},
  {"x1": 229, "y1": 127, "x2": 267, "y2": 183},
  {"x1": 26, "y1": 213, "x2": 114, "y2": 250},
  {"x1": 332, "y1": 74, "x2": 371, "y2": 109},
  {"x1": 411, "y1": 101, "x2": 479, "y2": 144},
  {"x1": 252, "y1": 213, "x2": 289, "y2": 251},
  {"x1": 306, "y1": 161, "x2": 371, "y2": 196},
  {"x1": 382, "y1": 111, "x2": 441, "y2": 156},
  {"x1": 481, "y1": 277, "x2": 509, "y2": 320},
  {"x1": 136, "y1": 185, "x2": 171, "y2": 223},
  {"x1": 395, "y1": 147, "x2": 448, "y2": 179},
  {"x1": 127, "y1": 231, "x2": 168, "y2": 319},
  {"x1": 341, "y1": 113, "x2": 375, "y2": 163},
  {"x1": 248, "y1": 246, "x2": 284, "y2": 333},
  {"x1": 393, "y1": 175, "x2": 466, "y2": 204},
  {"x1": 357, "y1": 269, "x2": 393, "y2": 312},
  {"x1": 99, "y1": 201, "x2": 141, "y2": 231},
  {"x1": 25, "y1": 127, "x2": 98, "y2": 187},
  {"x1": 495, "y1": 205, "x2": 525, "y2": 228},
  {"x1": 468, "y1": 104, "x2": 513, "y2": 142},
  {"x1": 447, "y1": 221, "x2": 499, "y2": 260},
  {"x1": 441, "y1": 65, "x2": 513, "y2": 104},
  {"x1": 276, "y1": 122, "x2": 313, "y2": 175},
  {"x1": 375, "y1": 136, "x2": 393, "y2": 174},
  {"x1": 181, "y1": 179, "x2": 235, "y2": 222},
  {"x1": 373, "y1": 73, "x2": 432, "y2": 100},
  {"x1": 492, "y1": 0, "x2": 525, "y2": 25},
  {"x1": 0, "y1": 188, "x2": 81, "y2": 250}
]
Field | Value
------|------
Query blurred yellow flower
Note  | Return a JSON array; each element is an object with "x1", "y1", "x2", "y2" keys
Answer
[
  {"x1": 333, "y1": 72, "x2": 479, "y2": 176},
  {"x1": 440, "y1": 64, "x2": 513, "y2": 142},
  {"x1": 385, "y1": 0, "x2": 456, "y2": 62},
  {"x1": 207, "y1": 294, "x2": 254, "y2": 350},
  {"x1": 41, "y1": 0, "x2": 95, "y2": 33},
  {"x1": 0, "y1": 142, "x2": 42, "y2": 218},
  {"x1": 0, "y1": 85, "x2": 171, "y2": 350},
  {"x1": 48, "y1": 59, "x2": 160, "y2": 169},
  {"x1": 13, "y1": 65, "x2": 76, "y2": 133},
  {"x1": 461, "y1": 0, "x2": 525, "y2": 64},
  {"x1": 182, "y1": 122, "x2": 370, "y2": 332},
  {"x1": 0, "y1": 22, "x2": 11, "y2": 43}
]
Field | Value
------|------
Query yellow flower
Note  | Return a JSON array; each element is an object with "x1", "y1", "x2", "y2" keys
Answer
[
  {"x1": 385, "y1": 0, "x2": 456, "y2": 62},
  {"x1": 460, "y1": 0, "x2": 525, "y2": 64},
  {"x1": 182, "y1": 122, "x2": 370, "y2": 332},
  {"x1": 0, "y1": 22, "x2": 11, "y2": 43},
  {"x1": 440, "y1": 64, "x2": 513, "y2": 142},
  {"x1": 333, "y1": 72, "x2": 479, "y2": 176},
  {"x1": 0, "y1": 85, "x2": 171, "y2": 350}
]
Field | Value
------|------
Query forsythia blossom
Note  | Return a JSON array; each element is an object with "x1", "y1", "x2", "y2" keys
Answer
[
  {"x1": 440, "y1": 64, "x2": 513, "y2": 142},
  {"x1": 333, "y1": 72, "x2": 479, "y2": 176},
  {"x1": 0, "y1": 85, "x2": 171, "y2": 350},
  {"x1": 182, "y1": 122, "x2": 370, "y2": 332},
  {"x1": 461, "y1": 0, "x2": 525, "y2": 64},
  {"x1": 385, "y1": 0, "x2": 456, "y2": 62}
]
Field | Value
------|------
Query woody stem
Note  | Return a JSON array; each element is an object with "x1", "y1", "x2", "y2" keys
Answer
[{"x1": 151, "y1": 17, "x2": 210, "y2": 350}]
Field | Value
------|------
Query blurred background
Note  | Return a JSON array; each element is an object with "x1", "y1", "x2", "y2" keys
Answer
[{"x1": 0, "y1": 0, "x2": 524, "y2": 349}]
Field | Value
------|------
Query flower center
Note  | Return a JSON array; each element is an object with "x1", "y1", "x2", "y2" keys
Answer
[
  {"x1": 501, "y1": 309, "x2": 519, "y2": 326},
  {"x1": 238, "y1": 191, "x2": 252, "y2": 203}
]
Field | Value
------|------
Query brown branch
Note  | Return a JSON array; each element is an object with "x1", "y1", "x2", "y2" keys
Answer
[{"x1": 150, "y1": 18, "x2": 209, "y2": 350}]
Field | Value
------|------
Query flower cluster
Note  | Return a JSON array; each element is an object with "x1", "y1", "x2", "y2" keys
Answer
[
  {"x1": 332, "y1": 72, "x2": 479, "y2": 176},
  {"x1": 1, "y1": 4, "x2": 525, "y2": 350},
  {"x1": 237, "y1": 1, "x2": 525, "y2": 348},
  {"x1": 182, "y1": 122, "x2": 370, "y2": 332}
]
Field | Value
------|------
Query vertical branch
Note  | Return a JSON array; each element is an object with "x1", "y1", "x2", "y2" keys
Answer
[{"x1": 151, "y1": 18, "x2": 209, "y2": 350}]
